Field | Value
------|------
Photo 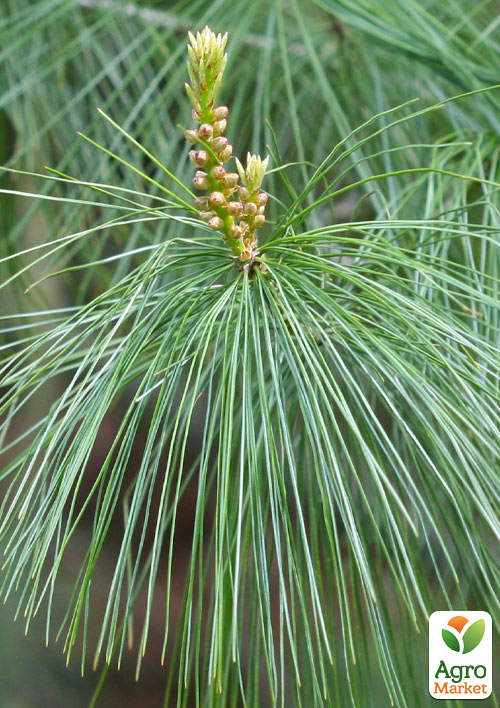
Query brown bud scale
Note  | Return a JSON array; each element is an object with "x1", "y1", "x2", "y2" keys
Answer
[
  {"x1": 244, "y1": 202, "x2": 257, "y2": 215},
  {"x1": 214, "y1": 106, "x2": 229, "y2": 119},
  {"x1": 210, "y1": 191, "x2": 226, "y2": 206},
  {"x1": 208, "y1": 216, "x2": 224, "y2": 230},
  {"x1": 189, "y1": 150, "x2": 209, "y2": 166},
  {"x1": 227, "y1": 201, "x2": 243, "y2": 216},
  {"x1": 229, "y1": 225, "x2": 243, "y2": 238},
  {"x1": 198, "y1": 123, "x2": 214, "y2": 139},
  {"x1": 219, "y1": 145, "x2": 232, "y2": 161},
  {"x1": 213, "y1": 119, "x2": 227, "y2": 136},
  {"x1": 223, "y1": 173, "x2": 239, "y2": 188},
  {"x1": 210, "y1": 165, "x2": 226, "y2": 180},
  {"x1": 212, "y1": 137, "x2": 228, "y2": 151}
]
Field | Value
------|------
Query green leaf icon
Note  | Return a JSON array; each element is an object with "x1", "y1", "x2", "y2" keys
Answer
[
  {"x1": 462, "y1": 619, "x2": 485, "y2": 654},
  {"x1": 442, "y1": 628, "x2": 460, "y2": 652}
]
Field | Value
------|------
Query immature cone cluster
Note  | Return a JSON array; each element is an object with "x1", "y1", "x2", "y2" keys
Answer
[{"x1": 184, "y1": 26, "x2": 269, "y2": 266}]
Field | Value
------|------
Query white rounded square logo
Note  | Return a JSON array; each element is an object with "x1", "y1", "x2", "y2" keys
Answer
[{"x1": 429, "y1": 611, "x2": 492, "y2": 699}]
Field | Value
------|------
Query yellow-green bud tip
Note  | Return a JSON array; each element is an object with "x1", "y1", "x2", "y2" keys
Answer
[{"x1": 235, "y1": 153, "x2": 270, "y2": 190}]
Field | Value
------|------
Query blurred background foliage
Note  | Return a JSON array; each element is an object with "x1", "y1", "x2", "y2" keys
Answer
[
  {"x1": 1, "y1": 1, "x2": 500, "y2": 706},
  {"x1": 3, "y1": 0, "x2": 500, "y2": 295}
]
